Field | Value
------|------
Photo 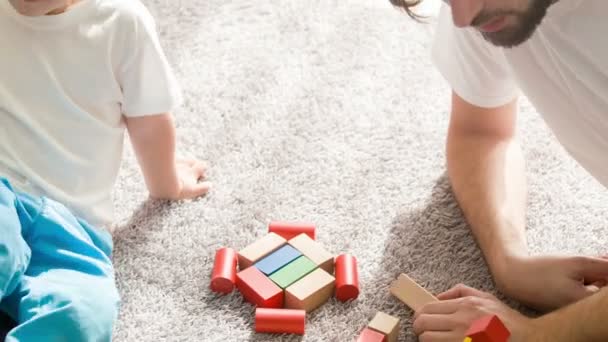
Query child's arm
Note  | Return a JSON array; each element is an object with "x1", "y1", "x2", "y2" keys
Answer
[{"x1": 125, "y1": 113, "x2": 210, "y2": 200}]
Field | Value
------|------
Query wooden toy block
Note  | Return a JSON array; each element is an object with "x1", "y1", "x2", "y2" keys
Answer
[
  {"x1": 269, "y1": 221, "x2": 316, "y2": 240},
  {"x1": 285, "y1": 268, "x2": 335, "y2": 312},
  {"x1": 235, "y1": 266, "x2": 283, "y2": 308},
  {"x1": 335, "y1": 254, "x2": 359, "y2": 301},
  {"x1": 269, "y1": 256, "x2": 317, "y2": 289},
  {"x1": 210, "y1": 247, "x2": 237, "y2": 294},
  {"x1": 238, "y1": 232, "x2": 286, "y2": 269},
  {"x1": 356, "y1": 327, "x2": 386, "y2": 342},
  {"x1": 255, "y1": 244, "x2": 302, "y2": 275},
  {"x1": 367, "y1": 312, "x2": 400, "y2": 342},
  {"x1": 390, "y1": 273, "x2": 437, "y2": 312},
  {"x1": 288, "y1": 233, "x2": 334, "y2": 273},
  {"x1": 463, "y1": 338, "x2": 472, "y2": 342},
  {"x1": 465, "y1": 315, "x2": 510, "y2": 342},
  {"x1": 255, "y1": 308, "x2": 306, "y2": 335}
]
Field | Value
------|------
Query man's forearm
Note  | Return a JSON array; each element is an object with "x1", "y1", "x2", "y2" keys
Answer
[
  {"x1": 528, "y1": 288, "x2": 608, "y2": 341},
  {"x1": 447, "y1": 126, "x2": 528, "y2": 278}
]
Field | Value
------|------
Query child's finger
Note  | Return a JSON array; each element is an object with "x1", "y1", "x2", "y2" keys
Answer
[
  {"x1": 178, "y1": 158, "x2": 197, "y2": 166},
  {"x1": 189, "y1": 161, "x2": 207, "y2": 179},
  {"x1": 187, "y1": 181, "x2": 211, "y2": 198}
]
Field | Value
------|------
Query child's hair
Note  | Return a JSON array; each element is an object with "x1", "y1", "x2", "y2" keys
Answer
[{"x1": 389, "y1": 0, "x2": 425, "y2": 20}]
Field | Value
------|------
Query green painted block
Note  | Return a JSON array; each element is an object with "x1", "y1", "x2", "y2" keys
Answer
[{"x1": 269, "y1": 256, "x2": 317, "y2": 289}]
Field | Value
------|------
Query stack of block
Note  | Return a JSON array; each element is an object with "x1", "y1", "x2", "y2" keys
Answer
[
  {"x1": 210, "y1": 221, "x2": 360, "y2": 335},
  {"x1": 464, "y1": 315, "x2": 510, "y2": 342},
  {"x1": 357, "y1": 312, "x2": 400, "y2": 342}
]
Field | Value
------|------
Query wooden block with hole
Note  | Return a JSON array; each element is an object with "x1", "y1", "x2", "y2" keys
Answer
[
  {"x1": 368, "y1": 312, "x2": 400, "y2": 342},
  {"x1": 285, "y1": 268, "x2": 335, "y2": 312},
  {"x1": 288, "y1": 233, "x2": 334, "y2": 273},
  {"x1": 390, "y1": 273, "x2": 438, "y2": 312},
  {"x1": 238, "y1": 232, "x2": 286, "y2": 269}
]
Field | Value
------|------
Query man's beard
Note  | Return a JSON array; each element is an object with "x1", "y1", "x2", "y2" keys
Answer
[{"x1": 475, "y1": 0, "x2": 556, "y2": 48}]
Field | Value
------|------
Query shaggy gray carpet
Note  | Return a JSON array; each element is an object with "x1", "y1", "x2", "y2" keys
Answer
[
  {"x1": 107, "y1": 1, "x2": 608, "y2": 340},
  {"x1": 8, "y1": 0, "x2": 607, "y2": 341},
  {"x1": 110, "y1": 0, "x2": 608, "y2": 341}
]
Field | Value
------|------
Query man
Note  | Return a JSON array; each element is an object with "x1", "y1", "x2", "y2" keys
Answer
[{"x1": 389, "y1": 0, "x2": 608, "y2": 340}]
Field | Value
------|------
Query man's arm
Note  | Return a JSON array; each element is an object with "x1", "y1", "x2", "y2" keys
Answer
[
  {"x1": 447, "y1": 92, "x2": 527, "y2": 283},
  {"x1": 125, "y1": 113, "x2": 210, "y2": 200},
  {"x1": 414, "y1": 284, "x2": 608, "y2": 342},
  {"x1": 529, "y1": 287, "x2": 608, "y2": 342},
  {"x1": 447, "y1": 92, "x2": 608, "y2": 310}
]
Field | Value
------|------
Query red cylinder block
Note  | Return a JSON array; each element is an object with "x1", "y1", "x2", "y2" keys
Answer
[
  {"x1": 210, "y1": 247, "x2": 237, "y2": 294},
  {"x1": 268, "y1": 221, "x2": 316, "y2": 240},
  {"x1": 255, "y1": 308, "x2": 306, "y2": 335},
  {"x1": 335, "y1": 254, "x2": 359, "y2": 301}
]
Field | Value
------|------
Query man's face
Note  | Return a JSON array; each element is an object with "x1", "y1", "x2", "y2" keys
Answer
[
  {"x1": 445, "y1": 0, "x2": 556, "y2": 47},
  {"x1": 8, "y1": 0, "x2": 73, "y2": 16}
]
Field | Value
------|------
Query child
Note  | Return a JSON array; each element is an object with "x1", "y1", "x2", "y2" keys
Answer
[{"x1": 0, "y1": 0, "x2": 211, "y2": 340}]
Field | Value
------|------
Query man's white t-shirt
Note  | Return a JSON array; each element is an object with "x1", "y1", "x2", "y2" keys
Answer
[
  {"x1": 433, "y1": 0, "x2": 608, "y2": 188},
  {"x1": 0, "y1": 0, "x2": 181, "y2": 228}
]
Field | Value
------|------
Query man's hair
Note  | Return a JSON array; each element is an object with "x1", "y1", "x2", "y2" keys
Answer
[{"x1": 389, "y1": 0, "x2": 425, "y2": 20}]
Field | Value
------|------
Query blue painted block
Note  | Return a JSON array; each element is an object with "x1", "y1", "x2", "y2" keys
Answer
[{"x1": 255, "y1": 245, "x2": 302, "y2": 275}]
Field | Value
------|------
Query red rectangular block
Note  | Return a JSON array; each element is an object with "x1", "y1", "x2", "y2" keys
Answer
[
  {"x1": 465, "y1": 315, "x2": 510, "y2": 342},
  {"x1": 236, "y1": 266, "x2": 283, "y2": 308},
  {"x1": 357, "y1": 327, "x2": 386, "y2": 342}
]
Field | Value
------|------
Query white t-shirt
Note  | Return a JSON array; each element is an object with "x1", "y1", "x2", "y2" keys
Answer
[
  {"x1": 0, "y1": 0, "x2": 181, "y2": 228},
  {"x1": 433, "y1": 1, "x2": 608, "y2": 188}
]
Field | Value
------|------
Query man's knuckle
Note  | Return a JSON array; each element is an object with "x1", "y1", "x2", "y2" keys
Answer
[{"x1": 462, "y1": 296, "x2": 481, "y2": 308}]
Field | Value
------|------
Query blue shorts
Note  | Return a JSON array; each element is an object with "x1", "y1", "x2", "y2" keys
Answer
[{"x1": 0, "y1": 178, "x2": 119, "y2": 341}]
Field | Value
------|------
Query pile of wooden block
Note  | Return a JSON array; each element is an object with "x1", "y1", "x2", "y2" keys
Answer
[{"x1": 210, "y1": 221, "x2": 359, "y2": 335}]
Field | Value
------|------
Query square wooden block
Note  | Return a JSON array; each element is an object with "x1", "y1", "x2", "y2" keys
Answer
[
  {"x1": 368, "y1": 312, "x2": 400, "y2": 342},
  {"x1": 285, "y1": 268, "x2": 335, "y2": 312},
  {"x1": 238, "y1": 233, "x2": 286, "y2": 269}
]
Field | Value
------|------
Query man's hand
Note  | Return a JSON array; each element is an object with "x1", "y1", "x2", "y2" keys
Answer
[
  {"x1": 173, "y1": 158, "x2": 211, "y2": 199},
  {"x1": 495, "y1": 255, "x2": 608, "y2": 311},
  {"x1": 413, "y1": 284, "x2": 532, "y2": 342}
]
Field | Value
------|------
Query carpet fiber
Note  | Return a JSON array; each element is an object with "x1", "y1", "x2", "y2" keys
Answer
[{"x1": 106, "y1": 0, "x2": 608, "y2": 341}]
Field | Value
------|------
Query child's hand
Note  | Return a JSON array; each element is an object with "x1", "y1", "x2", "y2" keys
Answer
[
  {"x1": 126, "y1": 113, "x2": 211, "y2": 201},
  {"x1": 174, "y1": 158, "x2": 211, "y2": 199}
]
